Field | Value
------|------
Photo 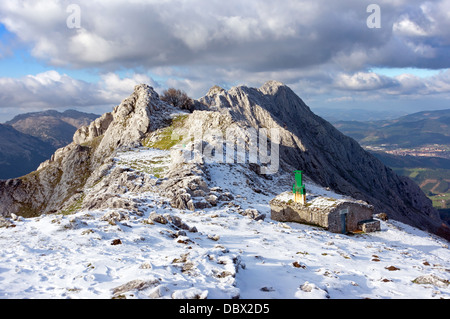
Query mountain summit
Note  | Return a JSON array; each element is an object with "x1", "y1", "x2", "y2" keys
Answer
[
  {"x1": 0, "y1": 81, "x2": 448, "y2": 240},
  {"x1": 197, "y1": 81, "x2": 448, "y2": 239}
]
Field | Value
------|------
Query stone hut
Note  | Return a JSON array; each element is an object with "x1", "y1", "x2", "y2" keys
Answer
[{"x1": 270, "y1": 192, "x2": 380, "y2": 234}]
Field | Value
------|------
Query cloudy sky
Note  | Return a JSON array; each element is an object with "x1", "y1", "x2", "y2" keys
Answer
[{"x1": 0, "y1": 0, "x2": 449, "y2": 122}]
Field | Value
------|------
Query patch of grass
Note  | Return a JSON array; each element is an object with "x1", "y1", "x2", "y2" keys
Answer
[
  {"x1": 143, "y1": 115, "x2": 189, "y2": 150},
  {"x1": 392, "y1": 166, "x2": 450, "y2": 211},
  {"x1": 80, "y1": 135, "x2": 104, "y2": 149},
  {"x1": 60, "y1": 194, "x2": 85, "y2": 216}
]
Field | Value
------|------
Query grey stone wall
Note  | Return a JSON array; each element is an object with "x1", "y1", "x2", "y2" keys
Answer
[
  {"x1": 270, "y1": 197, "x2": 376, "y2": 233},
  {"x1": 270, "y1": 200, "x2": 330, "y2": 229}
]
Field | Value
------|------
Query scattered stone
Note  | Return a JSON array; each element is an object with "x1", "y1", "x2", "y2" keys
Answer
[
  {"x1": 299, "y1": 282, "x2": 315, "y2": 292},
  {"x1": 189, "y1": 226, "x2": 198, "y2": 233},
  {"x1": 149, "y1": 212, "x2": 168, "y2": 224},
  {"x1": 112, "y1": 279, "x2": 160, "y2": 296},
  {"x1": 210, "y1": 186, "x2": 223, "y2": 193},
  {"x1": 111, "y1": 239, "x2": 122, "y2": 246},
  {"x1": 182, "y1": 261, "x2": 196, "y2": 273},
  {"x1": 241, "y1": 208, "x2": 266, "y2": 221},
  {"x1": 0, "y1": 216, "x2": 14, "y2": 228},
  {"x1": 208, "y1": 234, "x2": 220, "y2": 241},
  {"x1": 297, "y1": 282, "x2": 330, "y2": 299},
  {"x1": 375, "y1": 213, "x2": 389, "y2": 221},
  {"x1": 172, "y1": 253, "x2": 189, "y2": 264},
  {"x1": 385, "y1": 266, "x2": 400, "y2": 271},
  {"x1": 139, "y1": 262, "x2": 152, "y2": 269},
  {"x1": 170, "y1": 193, "x2": 193, "y2": 210},
  {"x1": 293, "y1": 261, "x2": 306, "y2": 269},
  {"x1": 194, "y1": 200, "x2": 212, "y2": 210},
  {"x1": 171, "y1": 288, "x2": 208, "y2": 299},
  {"x1": 220, "y1": 192, "x2": 234, "y2": 201},
  {"x1": 81, "y1": 229, "x2": 95, "y2": 235},
  {"x1": 148, "y1": 285, "x2": 171, "y2": 299},
  {"x1": 260, "y1": 287, "x2": 275, "y2": 292},
  {"x1": 206, "y1": 194, "x2": 218, "y2": 206},
  {"x1": 176, "y1": 230, "x2": 187, "y2": 237},
  {"x1": 187, "y1": 200, "x2": 195, "y2": 211},
  {"x1": 101, "y1": 211, "x2": 129, "y2": 225},
  {"x1": 164, "y1": 214, "x2": 190, "y2": 230},
  {"x1": 413, "y1": 274, "x2": 449, "y2": 288}
]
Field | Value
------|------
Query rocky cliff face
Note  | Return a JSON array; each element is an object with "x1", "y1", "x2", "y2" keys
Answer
[
  {"x1": 0, "y1": 81, "x2": 448, "y2": 240},
  {"x1": 0, "y1": 84, "x2": 175, "y2": 217}
]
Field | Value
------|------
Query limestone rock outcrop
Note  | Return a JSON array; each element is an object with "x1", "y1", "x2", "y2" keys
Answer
[{"x1": 0, "y1": 84, "x2": 174, "y2": 217}]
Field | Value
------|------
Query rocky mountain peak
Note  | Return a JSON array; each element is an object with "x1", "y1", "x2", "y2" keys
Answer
[
  {"x1": 206, "y1": 85, "x2": 226, "y2": 97},
  {"x1": 0, "y1": 81, "x2": 449, "y2": 240},
  {"x1": 259, "y1": 80, "x2": 286, "y2": 94},
  {"x1": 73, "y1": 83, "x2": 174, "y2": 160}
]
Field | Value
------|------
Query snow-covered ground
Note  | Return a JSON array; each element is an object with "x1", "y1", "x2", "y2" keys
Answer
[{"x1": 0, "y1": 148, "x2": 449, "y2": 299}]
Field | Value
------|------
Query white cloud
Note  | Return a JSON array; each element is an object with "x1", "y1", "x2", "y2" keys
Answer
[
  {"x1": 0, "y1": 71, "x2": 158, "y2": 112},
  {"x1": 393, "y1": 17, "x2": 428, "y2": 37},
  {"x1": 334, "y1": 72, "x2": 396, "y2": 91},
  {"x1": 0, "y1": 0, "x2": 450, "y2": 117},
  {"x1": 1, "y1": 0, "x2": 448, "y2": 71},
  {"x1": 99, "y1": 73, "x2": 160, "y2": 102},
  {"x1": 332, "y1": 69, "x2": 450, "y2": 97}
]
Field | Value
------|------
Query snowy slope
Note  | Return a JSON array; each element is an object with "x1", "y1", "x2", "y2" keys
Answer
[{"x1": 0, "y1": 147, "x2": 449, "y2": 299}]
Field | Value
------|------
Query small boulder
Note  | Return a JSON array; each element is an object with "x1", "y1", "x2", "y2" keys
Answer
[
  {"x1": 112, "y1": 279, "x2": 160, "y2": 296},
  {"x1": 0, "y1": 216, "x2": 14, "y2": 228},
  {"x1": 242, "y1": 208, "x2": 266, "y2": 221},
  {"x1": 206, "y1": 194, "x2": 218, "y2": 206},
  {"x1": 149, "y1": 212, "x2": 168, "y2": 224},
  {"x1": 413, "y1": 274, "x2": 449, "y2": 288},
  {"x1": 111, "y1": 239, "x2": 122, "y2": 245}
]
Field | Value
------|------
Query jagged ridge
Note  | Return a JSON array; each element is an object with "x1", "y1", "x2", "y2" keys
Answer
[
  {"x1": 197, "y1": 80, "x2": 449, "y2": 240},
  {"x1": 0, "y1": 81, "x2": 448, "y2": 240}
]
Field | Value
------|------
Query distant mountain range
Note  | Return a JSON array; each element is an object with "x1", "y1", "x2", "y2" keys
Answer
[
  {"x1": 0, "y1": 110, "x2": 99, "y2": 179},
  {"x1": 6, "y1": 110, "x2": 99, "y2": 149},
  {"x1": 314, "y1": 107, "x2": 408, "y2": 122},
  {"x1": 0, "y1": 124, "x2": 55, "y2": 180},
  {"x1": 332, "y1": 109, "x2": 450, "y2": 148},
  {"x1": 331, "y1": 109, "x2": 450, "y2": 224}
]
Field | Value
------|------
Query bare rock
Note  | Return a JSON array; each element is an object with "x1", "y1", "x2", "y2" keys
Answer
[
  {"x1": 413, "y1": 274, "x2": 449, "y2": 288},
  {"x1": 164, "y1": 214, "x2": 190, "y2": 230},
  {"x1": 112, "y1": 279, "x2": 160, "y2": 296},
  {"x1": 206, "y1": 194, "x2": 218, "y2": 206},
  {"x1": 0, "y1": 216, "x2": 14, "y2": 228},
  {"x1": 111, "y1": 239, "x2": 122, "y2": 246},
  {"x1": 101, "y1": 211, "x2": 129, "y2": 225},
  {"x1": 149, "y1": 212, "x2": 168, "y2": 224},
  {"x1": 241, "y1": 208, "x2": 266, "y2": 221}
]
